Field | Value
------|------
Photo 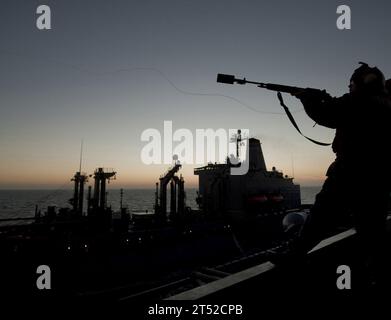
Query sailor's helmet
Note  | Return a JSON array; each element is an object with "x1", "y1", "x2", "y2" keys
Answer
[{"x1": 350, "y1": 62, "x2": 386, "y2": 94}]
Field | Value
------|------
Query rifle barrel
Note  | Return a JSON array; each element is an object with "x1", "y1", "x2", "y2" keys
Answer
[{"x1": 217, "y1": 73, "x2": 320, "y2": 95}]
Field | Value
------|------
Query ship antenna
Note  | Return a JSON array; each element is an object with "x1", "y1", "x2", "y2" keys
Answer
[
  {"x1": 291, "y1": 154, "x2": 295, "y2": 178},
  {"x1": 79, "y1": 139, "x2": 84, "y2": 172}
]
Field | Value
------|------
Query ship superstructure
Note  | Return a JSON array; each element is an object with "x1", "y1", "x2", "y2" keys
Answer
[{"x1": 195, "y1": 138, "x2": 301, "y2": 217}]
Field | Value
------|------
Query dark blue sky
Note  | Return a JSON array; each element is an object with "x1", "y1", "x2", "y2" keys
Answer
[{"x1": 1, "y1": 0, "x2": 390, "y2": 188}]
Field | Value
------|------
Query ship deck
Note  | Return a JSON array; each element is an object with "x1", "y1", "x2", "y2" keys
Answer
[{"x1": 161, "y1": 215, "x2": 391, "y2": 314}]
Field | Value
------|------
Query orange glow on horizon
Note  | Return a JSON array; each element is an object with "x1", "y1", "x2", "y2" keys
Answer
[{"x1": 0, "y1": 164, "x2": 326, "y2": 189}]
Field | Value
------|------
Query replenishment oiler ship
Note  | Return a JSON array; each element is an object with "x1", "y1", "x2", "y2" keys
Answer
[{"x1": 0, "y1": 135, "x2": 304, "y2": 301}]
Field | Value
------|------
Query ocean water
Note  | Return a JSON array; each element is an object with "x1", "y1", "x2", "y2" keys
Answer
[{"x1": 0, "y1": 187, "x2": 321, "y2": 222}]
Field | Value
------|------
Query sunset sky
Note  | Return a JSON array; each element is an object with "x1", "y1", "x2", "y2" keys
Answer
[{"x1": 1, "y1": 0, "x2": 390, "y2": 189}]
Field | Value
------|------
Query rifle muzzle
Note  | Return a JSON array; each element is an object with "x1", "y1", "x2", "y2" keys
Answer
[{"x1": 217, "y1": 73, "x2": 236, "y2": 84}]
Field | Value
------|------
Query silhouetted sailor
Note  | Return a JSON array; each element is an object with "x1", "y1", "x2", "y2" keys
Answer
[{"x1": 289, "y1": 63, "x2": 391, "y2": 286}]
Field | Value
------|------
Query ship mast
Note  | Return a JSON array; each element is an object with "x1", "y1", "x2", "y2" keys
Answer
[
  {"x1": 79, "y1": 139, "x2": 83, "y2": 173},
  {"x1": 71, "y1": 140, "x2": 88, "y2": 215}
]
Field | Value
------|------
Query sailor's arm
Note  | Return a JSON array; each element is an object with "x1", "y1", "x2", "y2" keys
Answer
[{"x1": 294, "y1": 91, "x2": 349, "y2": 129}]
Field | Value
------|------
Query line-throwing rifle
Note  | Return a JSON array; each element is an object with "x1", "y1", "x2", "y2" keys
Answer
[{"x1": 216, "y1": 73, "x2": 331, "y2": 146}]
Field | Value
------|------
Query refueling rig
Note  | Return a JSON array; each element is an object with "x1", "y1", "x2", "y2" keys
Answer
[{"x1": 35, "y1": 167, "x2": 120, "y2": 228}]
